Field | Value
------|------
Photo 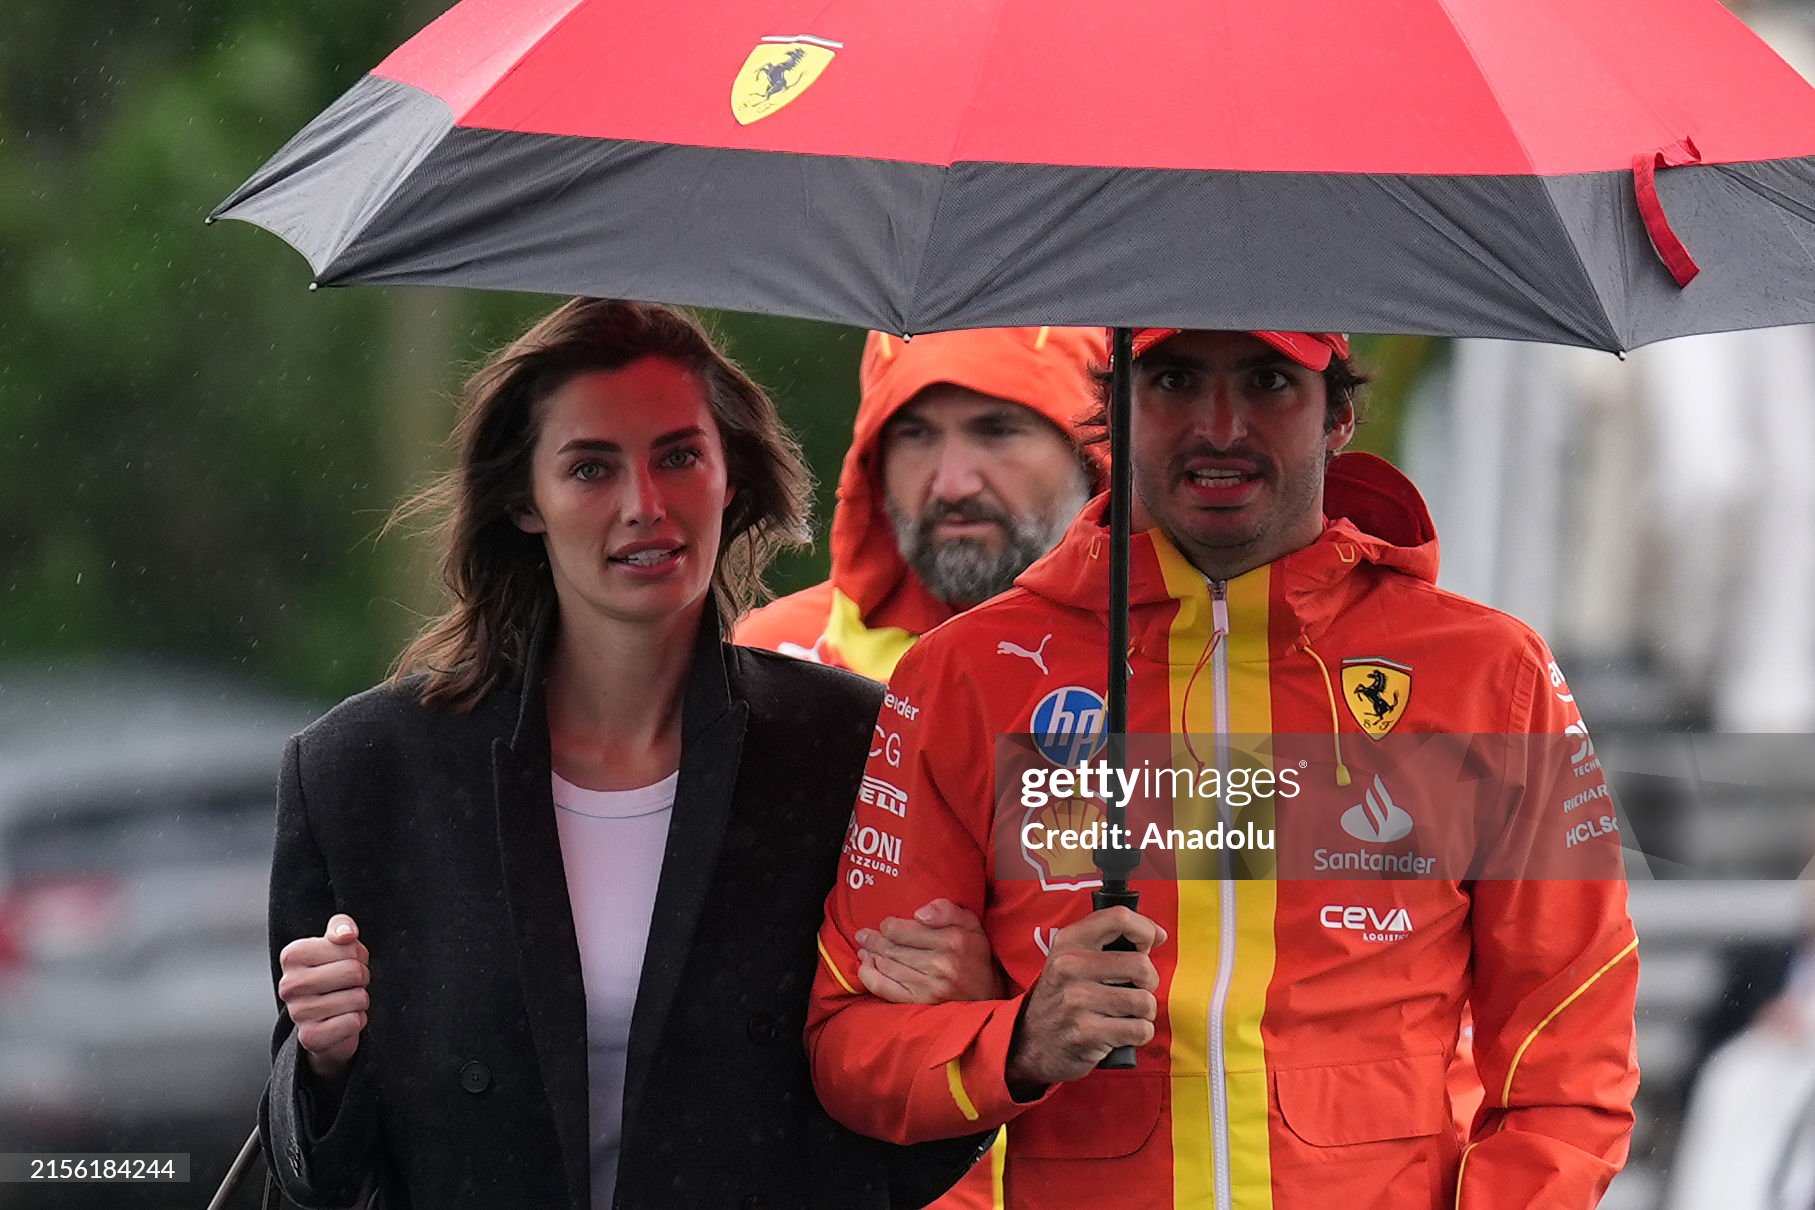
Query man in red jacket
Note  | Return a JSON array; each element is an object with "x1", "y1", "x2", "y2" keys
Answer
[{"x1": 808, "y1": 328, "x2": 1638, "y2": 1210}]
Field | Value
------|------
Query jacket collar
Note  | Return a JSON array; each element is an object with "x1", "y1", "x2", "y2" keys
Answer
[
  {"x1": 1014, "y1": 452, "x2": 1441, "y2": 657},
  {"x1": 621, "y1": 610, "x2": 746, "y2": 1138},
  {"x1": 501, "y1": 598, "x2": 736, "y2": 744},
  {"x1": 505, "y1": 600, "x2": 556, "y2": 754}
]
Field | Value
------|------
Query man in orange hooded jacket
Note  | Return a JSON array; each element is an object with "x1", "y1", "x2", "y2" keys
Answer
[
  {"x1": 807, "y1": 328, "x2": 1638, "y2": 1210},
  {"x1": 738, "y1": 325, "x2": 1108, "y2": 1209},
  {"x1": 736, "y1": 325, "x2": 1107, "y2": 679}
]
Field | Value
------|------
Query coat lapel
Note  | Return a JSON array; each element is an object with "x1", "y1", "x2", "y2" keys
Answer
[
  {"x1": 492, "y1": 618, "x2": 591, "y2": 1210},
  {"x1": 621, "y1": 614, "x2": 748, "y2": 1131},
  {"x1": 488, "y1": 606, "x2": 749, "y2": 1206}
]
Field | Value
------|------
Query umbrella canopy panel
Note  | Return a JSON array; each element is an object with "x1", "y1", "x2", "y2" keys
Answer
[
  {"x1": 215, "y1": 0, "x2": 1815, "y2": 349},
  {"x1": 379, "y1": 0, "x2": 1815, "y2": 173}
]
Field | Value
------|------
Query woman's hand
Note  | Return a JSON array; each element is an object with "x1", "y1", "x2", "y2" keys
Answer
[
  {"x1": 855, "y1": 898, "x2": 1004, "y2": 1004},
  {"x1": 278, "y1": 913, "x2": 371, "y2": 1081}
]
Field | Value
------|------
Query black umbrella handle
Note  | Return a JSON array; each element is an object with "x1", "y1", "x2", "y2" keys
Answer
[
  {"x1": 1093, "y1": 327, "x2": 1140, "y2": 1073},
  {"x1": 1105, "y1": 326, "x2": 1132, "y2": 779},
  {"x1": 1092, "y1": 886, "x2": 1141, "y2": 1070}
]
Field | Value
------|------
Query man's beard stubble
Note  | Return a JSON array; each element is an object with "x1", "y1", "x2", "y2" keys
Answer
[
  {"x1": 889, "y1": 477, "x2": 1091, "y2": 610},
  {"x1": 1137, "y1": 439, "x2": 1332, "y2": 581}
]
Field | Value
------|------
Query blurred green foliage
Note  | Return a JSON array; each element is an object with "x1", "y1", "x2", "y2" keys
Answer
[{"x1": 1, "y1": 3, "x2": 1421, "y2": 704}]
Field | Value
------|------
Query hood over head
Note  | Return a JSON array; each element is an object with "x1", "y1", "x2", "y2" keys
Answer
[{"x1": 829, "y1": 326, "x2": 1109, "y2": 636}]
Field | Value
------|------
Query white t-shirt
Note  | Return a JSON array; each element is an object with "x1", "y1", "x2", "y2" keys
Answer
[{"x1": 551, "y1": 769, "x2": 678, "y2": 1210}]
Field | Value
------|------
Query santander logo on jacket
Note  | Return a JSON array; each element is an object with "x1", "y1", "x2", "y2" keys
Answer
[{"x1": 807, "y1": 453, "x2": 1638, "y2": 1210}]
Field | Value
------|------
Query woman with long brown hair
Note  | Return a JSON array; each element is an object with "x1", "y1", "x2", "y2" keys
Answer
[{"x1": 260, "y1": 298, "x2": 984, "y2": 1209}]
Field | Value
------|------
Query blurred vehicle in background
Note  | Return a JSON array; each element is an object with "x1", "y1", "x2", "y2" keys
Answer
[{"x1": 0, "y1": 663, "x2": 315, "y2": 1207}]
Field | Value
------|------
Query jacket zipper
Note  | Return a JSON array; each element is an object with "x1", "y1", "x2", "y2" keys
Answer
[{"x1": 1207, "y1": 578, "x2": 1234, "y2": 1210}]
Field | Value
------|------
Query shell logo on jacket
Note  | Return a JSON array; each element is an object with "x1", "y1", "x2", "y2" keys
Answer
[
  {"x1": 807, "y1": 452, "x2": 1639, "y2": 1210},
  {"x1": 734, "y1": 326, "x2": 1108, "y2": 682},
  {"x1": 1020, "y1": 790, "x2": 1111, "y2": 891}
]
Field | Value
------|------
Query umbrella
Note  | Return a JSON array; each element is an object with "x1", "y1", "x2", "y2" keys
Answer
[
  {"x1": 212, "y1": 0, "x2": 1815, "y2": 1074},
  {"x1": 211, "y1": 0, "x2": 1815, "y2": 351}
]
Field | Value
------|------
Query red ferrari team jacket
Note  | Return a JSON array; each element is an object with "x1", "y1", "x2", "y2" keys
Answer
[{"x1": 808, "y1": 452, "x2": 1638, "y2": 1210}]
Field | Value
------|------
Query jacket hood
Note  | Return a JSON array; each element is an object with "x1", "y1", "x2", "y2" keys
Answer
[
  {"x1": 1017, "y1": 451, "x2": 1439, "y2": 643},
  {"x1": 828, "y1": 326, "x2": 1110, "y2": 637}
]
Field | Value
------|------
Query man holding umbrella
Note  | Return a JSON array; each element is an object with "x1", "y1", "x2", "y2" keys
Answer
[{"x1": 807, "y1": 327, "x2": 1638, "y2": 1209}]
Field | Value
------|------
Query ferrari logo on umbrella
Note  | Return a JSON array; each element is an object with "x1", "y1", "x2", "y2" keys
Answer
[
  {"x1": 732, "y1": 35, "x2": 840, "y2": 125},
  {"x1": 1342, "y1": 658, "x2": 1411, "y2": 739}
]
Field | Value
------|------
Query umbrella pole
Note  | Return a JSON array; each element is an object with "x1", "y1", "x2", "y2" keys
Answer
[{"x1": 1094, "y1": 326, "x2": 1140, "y2": 1070}]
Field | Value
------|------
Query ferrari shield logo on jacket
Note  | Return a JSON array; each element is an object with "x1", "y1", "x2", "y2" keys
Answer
[{"x1": 1340, "y1": 658, "x2": 1412, "y2": 738}]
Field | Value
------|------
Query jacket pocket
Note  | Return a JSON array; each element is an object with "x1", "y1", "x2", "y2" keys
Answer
[
  {"x1": 1011, "y1": 1071, "x2": 1167, "y2": 1158},
  {"x1": 1274, "y1": 1053, "x2": 1447, "y2": 1146}
]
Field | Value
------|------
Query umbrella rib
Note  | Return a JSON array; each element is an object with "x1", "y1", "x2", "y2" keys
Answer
[
  {"x1": 1518, "y1": 0, "x2": 1742, "y2": 342},
  {"x1": 1720, "y1": 160, "x2": 1815, "y2": 281},
  {"x1": 1523, "y1": 0, "x2": 1710, "y2": 142},
  {"x1": 1535, "y1": 173, "x2": 1625, "y2": 349},
  {"x1": 903, "y1": 0, "x2": 1017, "y2": 332},
  {"x1": 402, "y1": 0, "x2": 593, "y2": 125},
  {"x1": 1432, "y1": 0, "x2": 1626, "y2": 345},
  {"x1": 902, "y1": 171, "x2": 959, "y2": 337},
  {"x1": 213, "y1": 76, "x2": 457, "y2": 285}
]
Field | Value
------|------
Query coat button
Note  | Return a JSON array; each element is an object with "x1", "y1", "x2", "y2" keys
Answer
[
  {"x1": 459, "y1": 1060, "x2": 491, "y2": 1093},
  {"x1": 745, "y1": 1013, "x2": 778, "y2": 1044}
]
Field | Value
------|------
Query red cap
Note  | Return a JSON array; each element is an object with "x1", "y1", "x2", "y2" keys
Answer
[{"x1": 1129, "y1": 329, "x2": 1350, "y2": 371}]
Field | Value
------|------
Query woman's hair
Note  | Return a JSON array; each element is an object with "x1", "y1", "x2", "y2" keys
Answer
[{"x1": 390, "y1": 298, "x2": 811, "y2": 710}]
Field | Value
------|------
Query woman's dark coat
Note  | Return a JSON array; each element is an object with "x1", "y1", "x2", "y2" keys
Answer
[{"x1": 260, "y1": 617, "x2": 985, "y2": 1208}]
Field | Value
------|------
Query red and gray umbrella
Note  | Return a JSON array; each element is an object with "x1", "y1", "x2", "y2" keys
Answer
[
  {"x1": 212, "y1": 0, "x2": 1815, "y2": 351},
  {"x1": 212, "y1": 0, "x2": 1815, "y2": 1081}
]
